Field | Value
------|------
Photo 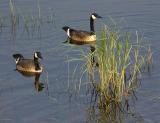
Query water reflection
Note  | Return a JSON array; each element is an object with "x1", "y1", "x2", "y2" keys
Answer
[
  {"x1": 86, "y1": 105, "x2": 126, "y2": 123},
  {"x1": 63, "y1": 38, "x2": 98, "y2": 67},
  {"x1": 16, "y1": 70, "x2": 44, "y2": 92},
  {"x1": 85, "y1": 95, "x2": 139, "y2": 123},
  {"x1": 63, "y1": 38, "x2": 96, "y2": 45}
]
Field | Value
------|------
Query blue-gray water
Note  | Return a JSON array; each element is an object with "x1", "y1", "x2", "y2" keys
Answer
[{"x1": 0, "y1": 0, "x2": 160, "y2": 123}]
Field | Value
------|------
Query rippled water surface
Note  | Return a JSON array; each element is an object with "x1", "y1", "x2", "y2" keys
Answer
[{"x1": 0, "y1": 0, "x2": 160, "y2": 123}]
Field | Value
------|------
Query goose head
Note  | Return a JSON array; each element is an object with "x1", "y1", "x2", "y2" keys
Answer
[
  {"x1": 90, "y1": 13, "x2": 102, "y2": 20},
  {"x1": 62, "y1": 26, "x2": 70, "y2": 32},
  {"x1": 34, "y1": 52, "x2": 43, "y2": 60},
  {"x1": 13, "y1": 54, "x2": 24, "y2": 64}
]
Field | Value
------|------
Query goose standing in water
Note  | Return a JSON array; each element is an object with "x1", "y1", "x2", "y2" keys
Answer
[{"x1": 62, "y1": 13, "x2": 102, "y2": 42}]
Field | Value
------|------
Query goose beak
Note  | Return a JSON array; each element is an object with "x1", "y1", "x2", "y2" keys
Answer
[
  {"x1": 39, "y1": 55, "x2": 43, "y2": 59},
  {"x1": 35, "y1": 52, "x2": 43, "y2": 59},
  {"x1": 62, "y1": 26, "x2": 69, "y2": 32},
  {"x1": 97, "y1": 15, "x2": 102, "y2": 18}
]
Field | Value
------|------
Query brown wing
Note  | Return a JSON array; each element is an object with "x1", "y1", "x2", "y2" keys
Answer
[
  {"x1": 17, "y1": 59, "x2": 35, "y2": 68},
  {"x1": 16, "y1": 59, "x2": 39, "y2": 72}
]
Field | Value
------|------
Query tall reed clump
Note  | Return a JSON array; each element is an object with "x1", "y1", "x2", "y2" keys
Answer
[{"x1": 80, "y1": 25, "x2": 144, "y2": 113}]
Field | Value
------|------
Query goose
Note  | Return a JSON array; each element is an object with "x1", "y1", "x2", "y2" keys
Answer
[
  {"x1": 62, "y1": 13, "x2": 102, "y2": 42},
  {"x1": 13, "y1": 52, "x2": 43, "y2": 73}
]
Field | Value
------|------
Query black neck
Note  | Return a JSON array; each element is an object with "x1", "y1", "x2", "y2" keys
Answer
[
  {"x1": 90, "y1": 17, "x2": 95, "y2": 32},
  {"x1": 34, "y1": 57, "x2": 41, "y2": 70}
]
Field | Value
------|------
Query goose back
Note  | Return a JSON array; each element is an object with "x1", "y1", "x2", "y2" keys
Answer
[
  {"x1": 16, "y1": 59, "x2": 43, "y2": 73},
  {"x1": 69, "y1": 29, "x2": 96, "y2": 42}
]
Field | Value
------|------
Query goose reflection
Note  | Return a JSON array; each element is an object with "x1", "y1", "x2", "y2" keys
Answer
[
  {"x1": 16, "y1": 70, "x2": 44, "y2": 92},
  {"x1": 63, "y1": 38, "x2": 98, "y2": 67},
  {"x1": 63, "y1": 38, "x2": 96, "y2": 45}
]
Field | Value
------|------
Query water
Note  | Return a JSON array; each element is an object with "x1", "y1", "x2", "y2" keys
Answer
[{"x1": 0, "y1": 0, "x2": 160, "y2": 123}]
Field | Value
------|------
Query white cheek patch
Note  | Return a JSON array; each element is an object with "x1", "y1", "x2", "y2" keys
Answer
[
  {"x1": 15, "y1": 58, "x2": 20, "y2": 64},
  {"x1": 91, "y1": 15, "x2": 96, "y2": 20},
  {"x1": 67, "y1": 28, "x2": 71, "y2": 37},
  {"x1": 35, "y1": 52, "x2": 38, "y2": 58}
]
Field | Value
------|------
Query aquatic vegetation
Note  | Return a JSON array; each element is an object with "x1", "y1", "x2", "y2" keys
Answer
[
  {"x1": 9, "y1": 0, "x2": 19, "y2": 34},
  {"x1": 67, "y1": 24, "x2": 149, "y2": 117},
  {"x1": 88, "y1": 26, "x2": 145, "y2": 111},
  {"x1": 0, "y1": 0, "x2": 55, "y2": 38},
  {"x1": 144, "y1": 45, "x2": 153, "y2": 73}
]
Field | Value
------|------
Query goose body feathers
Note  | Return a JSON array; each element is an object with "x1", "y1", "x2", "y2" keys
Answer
[
  {"x1": 16, "y1": 59, "x2": 43, "y2": 73},
  {"x1": 66, "y1": 27, "x2": 96, "y2": 42},
  {"x1": 13, "y1": 52, "x2": 43, "y2": 73}
]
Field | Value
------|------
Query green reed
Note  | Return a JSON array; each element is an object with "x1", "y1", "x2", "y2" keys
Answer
[{"x1": 70, "y1": 25, "x2": 146, "y2": 113}]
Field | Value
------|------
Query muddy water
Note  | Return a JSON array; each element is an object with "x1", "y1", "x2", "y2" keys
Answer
[{"x1": 0, "y1": 0, "x2": 160, "y2": 123}]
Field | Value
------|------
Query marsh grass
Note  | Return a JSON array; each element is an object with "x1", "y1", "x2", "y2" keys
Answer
[
  {"x1": 22, "y1": 14, "x2": 42, "y2": 37},
  {"x1": 7, "y1": 0, "x2": 55, "y2": 38},
  {"x1": 9, "y1": 0, "x2": 19, "y2": 35},
  {"x1": 89, "y1": 26, "x2": 145, "y2": 111},
  {"x1": 67, "y1": 24, "x2": 149, "y2": 117},
  {"x1": 144, "y1": 45, "x2": 153, "y2": 73},
  {"x1": 21, "y1": 11, "x2": 55, "y2": 38}
]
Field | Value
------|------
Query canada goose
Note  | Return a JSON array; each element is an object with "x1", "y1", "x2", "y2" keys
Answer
[
  {"x1": 62, "y1": 13, "x2": 102, "y2": 42},
  {"x1": 13, "y1": 52, "x2": 43, "y2": 73}
]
